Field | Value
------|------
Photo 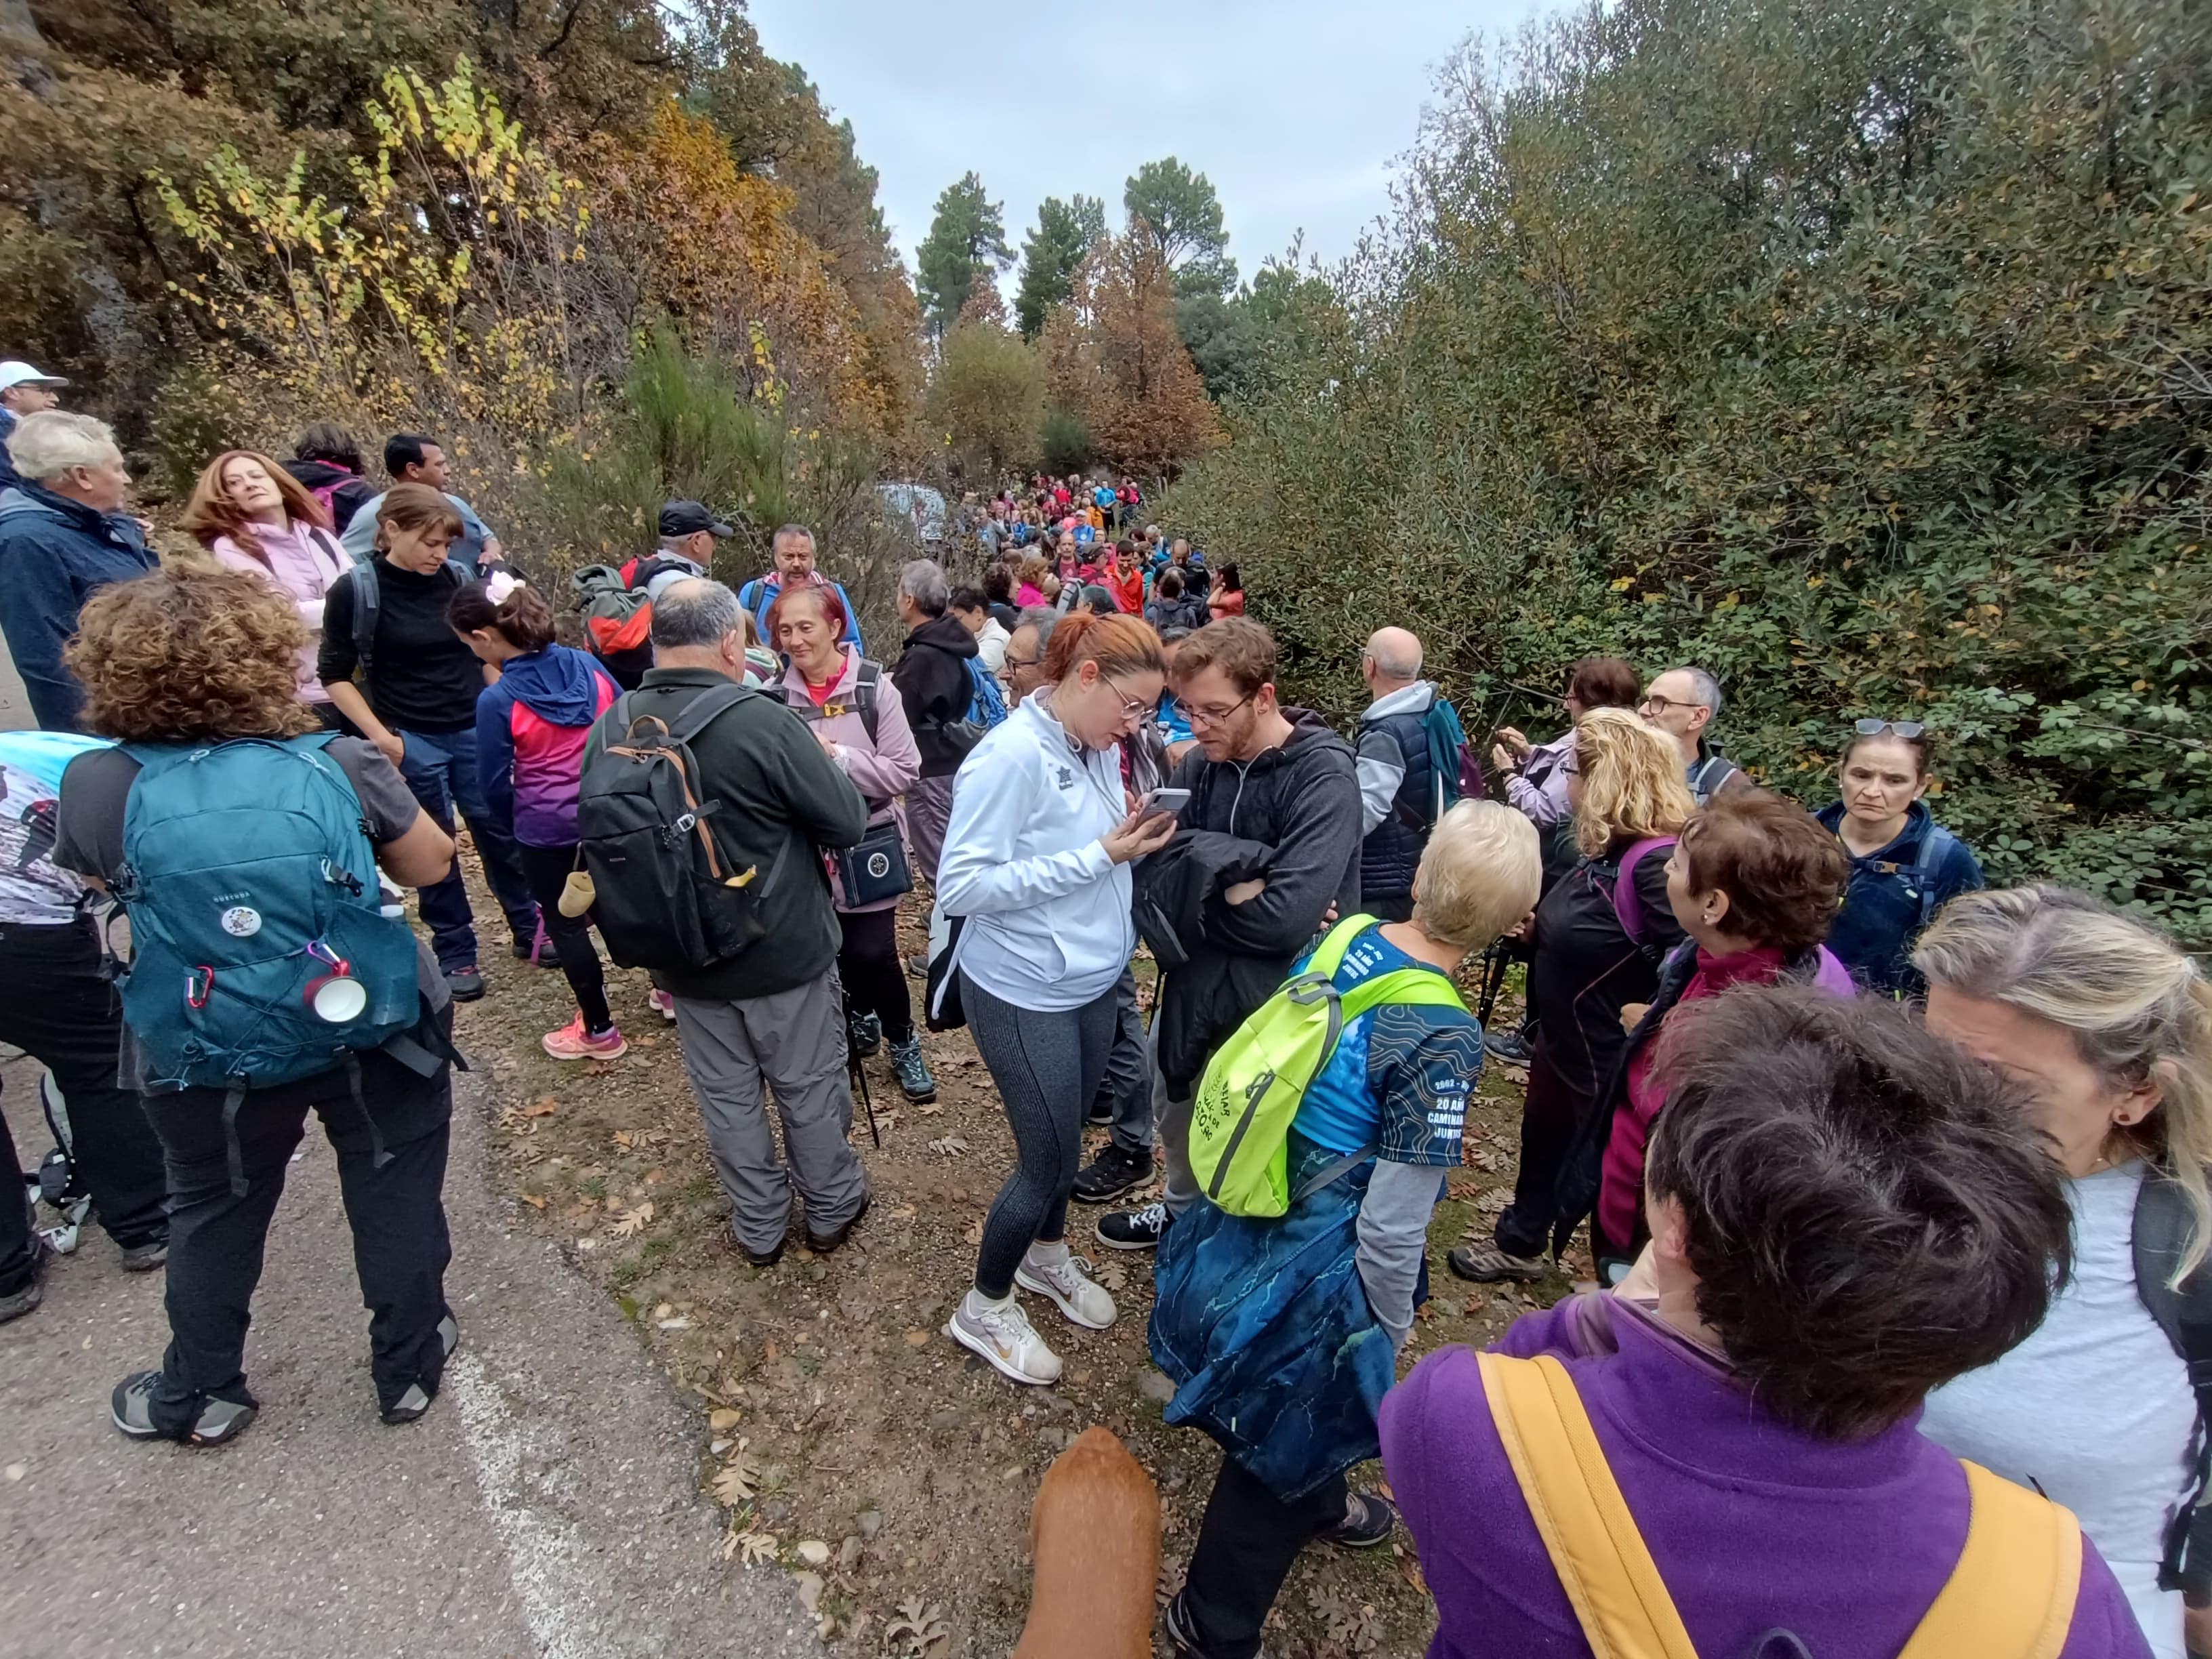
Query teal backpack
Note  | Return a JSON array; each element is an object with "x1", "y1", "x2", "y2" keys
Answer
[{"x1": 112, "y1": 735, "x2": 424, "y2": 1108}]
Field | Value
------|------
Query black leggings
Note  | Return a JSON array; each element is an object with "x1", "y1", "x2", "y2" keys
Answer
[
  {"x1": 517, "y1": 842, "x2": 613, "y2": 1034},
  {"x1": 838, "y1": 907, "x2": 914, "y2": 1044},
  {"x1": 962, "y1": 972, "x2": 1119, "y2": 1298},
  {"x1": 1181, "y1": 1455, "x2": 1348, "y2": 1659}
]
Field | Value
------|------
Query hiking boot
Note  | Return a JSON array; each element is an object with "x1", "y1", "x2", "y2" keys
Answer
[
  {"x1": 381, "y1": 1315, "x2": 460, "y2": 1425},
  {"x1": 118, "y1": 1237, "x2": 169, "y2": 1273},
  {"x1": 1448, "y1": 1244, "x2": 1547, "y2": 1284},
  {"x1": 886, "y1": 1035, "x2": 936, "y2": 1103},
  {"x1": 111, "y1": 1372, "x2": 256, "y2": 1446},
  {"x1": 542, "y1": 1015, "x2": 627, "y2": 1062},
  {"x1": 1096, "y1": 1202, "x2": 1168, "y2": 1252},
  {"x1": 1071, "y1": 1142, "x2": 1151, "y2": 1205},
  {"x1": 444, "y1": 964, "x2": 486, "y2": 1002},
  {"x1": 947, "y1": 1292, "x2": 1062, "y2": 1386},
  {"x1": 1015, "y1": 1247, "x2": 1117, "y2": 1330},
  {"x1": 0, "y1": 1276, "x2": 42, "y2": 1324},
  {"x1": 846, "y1": 1010, "x2": 882, "y2": 1059},
  {"x1": 1165, "y1": 1591, "x2": 1259, "y2": 1659},
  {"x1": 1483, "y1": 1027, "x2": 1533, "y2": 1067},
  {"x1": 1322, "y1": 1490, "x2": 1400, "y2": 1549},
  {"x1": 806, "y1": 1193, "x2": 869, "y2": 1256},
  {"x1": 649, "y1": 987, "x2": 678, "y2": 1023}
]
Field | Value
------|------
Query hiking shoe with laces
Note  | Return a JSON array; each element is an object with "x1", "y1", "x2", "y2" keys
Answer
[
  {"x1": 1015, "y1": 1248, "x2": 1117, "y2": 1330},
  {"x1": 1096, "y1": 1202, "x2": 1168, "y2": 1252},
  {"x1": 1071, "y1": 1142, "x2": 1151, "y2": 1205},
  {"x1": 111, "y1": 1372, "x2": 255, "y2": 1446},
  {"x1": 1483, "y1": 1027, "x2": 1534, "y2": 1067},
  {"x1": 886, "y1": 1034, "x2": 936, "y2": 1103},
  {"x1": 542, "y1": 1015, "x2": 627, "y2": 1061},
  {"x1": 947, "y1": 1292, "x2": 1063, "y2": 1385},
  {"x1": 1322, "y1": 1490, "x2": 1400, "y2": 1549},
  {"x1": 444, "y1": 964, "x2": 485, "y2": 1002},
  {"x1": 119, "y1": 1237, "x2": 169, "y2": 1273},
  {"x1": 381, "y1": 1315, "x2": 461, "y2": 1425},
  {"x1": 1165, "y1": 1591, "x2": 1258, "y2": 1659},
  {"x1": 649, "y1": 987, "x2": 678, "y2": 1023},
  {"x1": 1448, "y1": 1244, "x2": 1546, "y2": 1284},
  {"x1": 846, "y1": 1010, "x2": 882, "y2": 1059}
]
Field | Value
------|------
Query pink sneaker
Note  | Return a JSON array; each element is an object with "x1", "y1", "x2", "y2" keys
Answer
[
  {"x1": 649, "y1": 988, "x2": 677, "y2": 1023},
  {"x1": 542, "y1": 1015, "x2": 627, "y2": 1061}
]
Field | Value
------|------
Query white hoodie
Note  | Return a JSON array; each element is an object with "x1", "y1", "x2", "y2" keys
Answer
[{"x1": 935, "y1": 691, "x2": 1132, "y2": 1012}]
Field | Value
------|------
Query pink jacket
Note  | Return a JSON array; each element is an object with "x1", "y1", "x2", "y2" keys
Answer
[
  {"x1": 777, "y1": 649, "x2": 922, "y2": 913},
  {"x1": 211, "y1": 518, "x2": 352, "y2": 705}
]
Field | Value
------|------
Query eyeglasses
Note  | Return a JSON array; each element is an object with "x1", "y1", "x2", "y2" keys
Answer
[
  {"x1": 1639, "y1": 694, "x2": 1706, "y2": 715},
  {"x1": 1003, "y1": 652, "x2": 1041, "y2": 672},
  {"x1": 1186, "y1": 693, "x2": 1254, "y2": 729},
  {"x1": 1099, "y1": 674, "x2": 1152, "y2": 721},
  {"x1": 1853, "y1": 718, "x2": 1925, "y2": 739}
]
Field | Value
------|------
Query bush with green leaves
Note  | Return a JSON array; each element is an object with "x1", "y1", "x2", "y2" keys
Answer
[{"x1": 1164, "y1": 0, "x2": 2212, "y2": 944}]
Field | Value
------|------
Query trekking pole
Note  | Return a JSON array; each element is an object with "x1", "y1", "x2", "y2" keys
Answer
[
  {"x1": 1475, "y1": 939, "x2": 1513, "y2": 1033},
  {"x1": 849, "y1": 1050, "x2": 881, "y2": 1149}
]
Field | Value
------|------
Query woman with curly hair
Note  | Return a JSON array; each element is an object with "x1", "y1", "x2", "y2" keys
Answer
[
  {"x1": 52, "y1": 565, "x2": 463, "y2": 1447},
  {"x1": 179, "y1": 448, "x2": 352, "y2": 724}
]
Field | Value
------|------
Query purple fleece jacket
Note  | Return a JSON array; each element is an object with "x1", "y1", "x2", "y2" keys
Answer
[{"x1": 1380, "y1": 1293, "x2": 2152, "y2": 1659}]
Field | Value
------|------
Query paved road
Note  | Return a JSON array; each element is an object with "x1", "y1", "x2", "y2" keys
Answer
[{"x1": 0, "y1": 1063, "x2": 816, "y2": 1659}]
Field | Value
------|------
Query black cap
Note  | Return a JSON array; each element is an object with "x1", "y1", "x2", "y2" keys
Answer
[{"x1": 659, "y1": 500, "x2": 735, "y2": 537}]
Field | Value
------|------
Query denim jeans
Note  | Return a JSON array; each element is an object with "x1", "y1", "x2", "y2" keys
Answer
[{"x1": 396, "y1": 726, "x2": 538, "y2": 972}]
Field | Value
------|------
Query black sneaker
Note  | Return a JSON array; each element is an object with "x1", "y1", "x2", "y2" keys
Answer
[
  {"x1": 111, "y1": 1371, "x2": 256, "y2": 1446},
  {"x1": 445, "y1": 964, "x2": 486, "y2": 1002},
  {"x1": 1164, "y1": 1591, "x2": 1254, "y2": 1658},
  {"x1": 1483, "y1": 1027, "x2": 1533, "y2": 1067},
  {"x1": 119, "y1": 1237, "x2": 169, "y2": 1273},
  {"x1": 1071, "y1": 1143, "x2": 1151, "y2": 1205},
  {"x1": 806, "y1": 1193, "x2": 870, "y2": 1255},
  {"x1": 381, "y1": 1314, "x2": 461, "y2": 1425},
  {"x1": 846, "y1": 1010, "x2": 882, "y2": 1060},
  {"x1": 1096, "y1": 1201, "x2": 1168, "y2": 1251},
  {"x1": 1322, "y1": 1490, "x2": 1399, "y2": 1549}
]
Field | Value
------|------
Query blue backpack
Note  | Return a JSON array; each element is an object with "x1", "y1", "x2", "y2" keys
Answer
[
  {"x1": 112, "y1": 735, "x2": 425, "y2": 1105},
  {"x1": 937, "y1": 657, "x2": 1010, "y2": 756}
]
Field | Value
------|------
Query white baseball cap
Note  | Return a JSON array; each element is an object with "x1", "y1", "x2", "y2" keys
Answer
[{"x1": 0, "y1": 361, "x2": 67, "y2": 392}]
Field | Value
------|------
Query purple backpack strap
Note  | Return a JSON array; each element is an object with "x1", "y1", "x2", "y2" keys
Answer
[{"x1": 1610, "y1": 836, "x2": 1677, "y2": 944}]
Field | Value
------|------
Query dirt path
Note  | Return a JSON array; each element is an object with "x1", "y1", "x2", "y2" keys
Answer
[{"x1": 471, "y1": 890, "x2": 1573, "y2": 1658}]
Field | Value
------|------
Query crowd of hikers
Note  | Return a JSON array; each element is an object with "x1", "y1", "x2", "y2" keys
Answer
[{"x1": 0, "y1": 403, "x2": 2205, "y2": 1659}]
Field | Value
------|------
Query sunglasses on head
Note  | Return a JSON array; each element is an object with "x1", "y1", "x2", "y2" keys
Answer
[{"x1": 1853, "y1": 719, "x2": 1925, "y2": 739}]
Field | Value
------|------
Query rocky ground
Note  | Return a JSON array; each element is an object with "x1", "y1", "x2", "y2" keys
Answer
[{"x1": 462, "y1": 876, "x2": 1576, "y2": 1658}]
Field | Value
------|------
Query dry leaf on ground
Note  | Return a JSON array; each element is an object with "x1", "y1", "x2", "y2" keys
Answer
[{"x1": 609, "y1": 1202, "x2": 655, "y2": 1237}]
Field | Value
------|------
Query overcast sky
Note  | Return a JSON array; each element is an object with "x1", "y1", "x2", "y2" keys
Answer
[{"x1": 747, "y1": 0, "x2": 1554, "y2": 289}]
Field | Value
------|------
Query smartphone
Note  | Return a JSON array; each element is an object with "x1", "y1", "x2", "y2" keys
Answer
[{"x1": 1138, "y1": 787, "x2": 1191, "y2": 823}]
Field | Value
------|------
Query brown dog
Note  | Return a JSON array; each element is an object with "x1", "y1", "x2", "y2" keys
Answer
[{"x1": 1012, "y1": 1426, "x2": 1162, "y2": 1659}]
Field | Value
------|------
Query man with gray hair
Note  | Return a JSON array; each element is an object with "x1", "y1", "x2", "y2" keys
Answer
[
  {"x1": 583, "y1": 577, "x2": 874, "y2": 1266},
  {"x1": 0, "y1": 411, "x2": 157, "y2": 730},
  {"x1": 1639, "y1": 664, "x2": 1742, "y2": 805},
  {"x1": 1353, "y1": 625, "x2": 1449, "y2": 924},
  {"x1": 891, "y1": 557, "x2": 981, "y2": 885},
  {"x1": 736, "y1": 523, "x2": 861, "y2": 651}
]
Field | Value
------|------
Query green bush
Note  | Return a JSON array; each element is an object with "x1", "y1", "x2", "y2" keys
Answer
[
  {"x1": 1164, "y1": 0, "x2": 2212, "y2": 943},
  {"x1": 1040, "y1": 405, "x2": 1093, "y2": 474}
]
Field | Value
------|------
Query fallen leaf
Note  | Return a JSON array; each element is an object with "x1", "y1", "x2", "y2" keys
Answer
[
  {"x1": 917, "y1": 1102, "x2": 943, "y2": 1116},
  {"x1": 520, "y1": 1192, "x2": 548, "y2": 1209},
  {"x1": 720, "y1": 1527, "x2": 778, "y2": 1566},
  {"x1": 609, "y1": 1202, "x2": 655, "y2": 1238},
  {"x1": 710, "y1": 1452, "x2": 760, "y2": 1507},
  {"x1": 884, "y1": 1596, "x2": 949, "y2": 1654},
  {"x1": 964, "y1": 1218, "x2": 984, "y2": 1246},
  {"x1": 927, "y1": 1135, "x2": 968, "y2": 1158},
  {"x1": 710, "y1": 1407, "x2": 742, "y2": 1432},
  {"x1": 904, "y1": 1329, "x2": 930, "y2": 1347},
  {"x1": 890, "y1": 1204, "x2": 918, "y2": 1221}
]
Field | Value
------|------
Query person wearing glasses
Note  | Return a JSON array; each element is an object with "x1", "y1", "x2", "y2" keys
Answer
[
  {"x1": 1814, "y1": 720, "x2": 1985, "y2": 996},
  {"x1": 1096, "y1": 617, "x2": 1364, "y2": 1254},
  {"x1": 936, "y1": 613, "x2": 1176, "y2": 1386},
  {"x1": 1637, "y1": 665, "x2": 1744, "y2": 806}
]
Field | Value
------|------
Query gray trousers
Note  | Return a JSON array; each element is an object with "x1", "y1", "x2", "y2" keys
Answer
[
  {"x1": 671, "y1": 968, "x2": 869, "y2": 1254},
  {"x1": 1105, "y1": 967, "x2": 1161, "y2": 1158},
  {"x1": 907, "y1": 773, "x2": 956, "y2": 888},
  {"x1": 1160, "y1": 1084, "x2": 1198, "y2": 1216}
]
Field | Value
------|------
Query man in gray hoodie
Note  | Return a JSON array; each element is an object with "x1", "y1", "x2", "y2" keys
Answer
[{"x1": 1094, "y1": 618, "x2": 1363, "y2": 1250}]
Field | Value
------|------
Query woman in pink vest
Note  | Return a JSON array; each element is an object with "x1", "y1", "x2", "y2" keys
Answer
[{"x1": 181, "y1": 449, "x2": 352, "y2": 726}]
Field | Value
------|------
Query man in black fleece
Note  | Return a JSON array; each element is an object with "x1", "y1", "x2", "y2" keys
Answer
[
  {"x1": 582, "y1": 579, "x2": 873, "y2": 1267},
  {"x1": 1094, "y1": 617, "x2": 1362, "y2": 1251},
  {"x1": 890, "y1": 558, "x2": 979, "y2": 885}
]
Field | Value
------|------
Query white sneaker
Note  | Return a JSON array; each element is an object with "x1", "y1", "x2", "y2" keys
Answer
[
  {"x1": 649, "y1": 987, "x2": 677, "y2": 1024},
  {"x1": 1016, "y1": 1250, "x2": 1118, "y2": 1330},
  {"x1": 947, "y1": 1292, "x2": 1063, "y2": 1385}
]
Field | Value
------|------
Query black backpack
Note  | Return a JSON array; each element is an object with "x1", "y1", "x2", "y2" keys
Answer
[
  {"x1": 2132, "y1": 1168, "x2": 2212, "y2": 1599},
  {"x1": 575, "y1": 684, "x2": 782, "y2": 972},
  {"x1": 348, "y1": 553, "x2": 475, "y2": 686}
]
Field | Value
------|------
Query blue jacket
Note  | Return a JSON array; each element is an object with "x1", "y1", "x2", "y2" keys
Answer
[
  {"x1": 735, "y1": 573, "x2": 862, "y2": 654},
  {"x1": 0, "y1": 409, "x2": 18, "y2": 491},
  {"x1": 1815, "y1": 798, "x2": 1985, "y2": 995},
  {"x1": 0, "y1": 485, "x2": 157, "y2": 731},
  {"x1": 473, "y1": 644, "x2": 620, "y2": 848}
]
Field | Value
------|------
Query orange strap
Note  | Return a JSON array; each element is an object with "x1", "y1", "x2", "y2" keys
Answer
[{"x1": 1477, "y1": 1349, "x2": 2082, "y2": 1659}]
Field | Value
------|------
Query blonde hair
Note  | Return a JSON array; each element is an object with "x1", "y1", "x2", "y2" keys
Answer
[
  {"x1": 1573, "y1": 707, "x2": 1696, "y2": 857},
  {"x1": 1914, "y1": 885, "x2": 2212, "y2": 1283},
  {"x1": 1411, "y1": 800, "x2": 1542, "y2": 952}
]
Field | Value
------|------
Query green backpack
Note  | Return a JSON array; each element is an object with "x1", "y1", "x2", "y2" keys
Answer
[{"x1": 1190, "y1": 914, "x2": 1466, "y2": 1217}]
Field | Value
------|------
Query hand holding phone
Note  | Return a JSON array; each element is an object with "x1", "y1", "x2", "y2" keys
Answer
[{"x1": 1137, "y1": 786, "x2": 1191, "y2": 825}]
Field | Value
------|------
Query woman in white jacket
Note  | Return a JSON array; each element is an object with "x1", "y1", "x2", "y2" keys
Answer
[{"x1": 937, "y1": 611, "x2": 1175, "y2": 1385}]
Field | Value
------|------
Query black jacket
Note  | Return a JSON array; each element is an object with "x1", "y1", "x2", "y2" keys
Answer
[
  {"x1": 1135, "y1": 830, "x2": 1275, "y2": 974},
  {"x1": 893, "y1": 613, "x2": 979, "y2": 778},
  {"x1": 1526, "y1": 838, "x2": 1687, "y2": 1101},
  {"x1": 582, "y1": 667, "x2": 868, "y2": 1001},
  {"x1": 1151, "y1": 709, "x2": 1362, "y2": 1092},
  {"x1": 280, "y1": 457, "x2": 377, "y2": 535}
]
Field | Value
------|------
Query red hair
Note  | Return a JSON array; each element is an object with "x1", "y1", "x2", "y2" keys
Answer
[
  {"x1": 766, "y1": 577, "x2": 849, "y2": 644},
  {"x1": 178, "y1": 449, "x2": 333, "y2": 562}
]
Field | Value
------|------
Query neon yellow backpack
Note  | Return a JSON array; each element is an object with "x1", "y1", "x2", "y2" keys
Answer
[{"x1": 1189, "y1": 914, "x2": 1465, "y2": 1217}]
